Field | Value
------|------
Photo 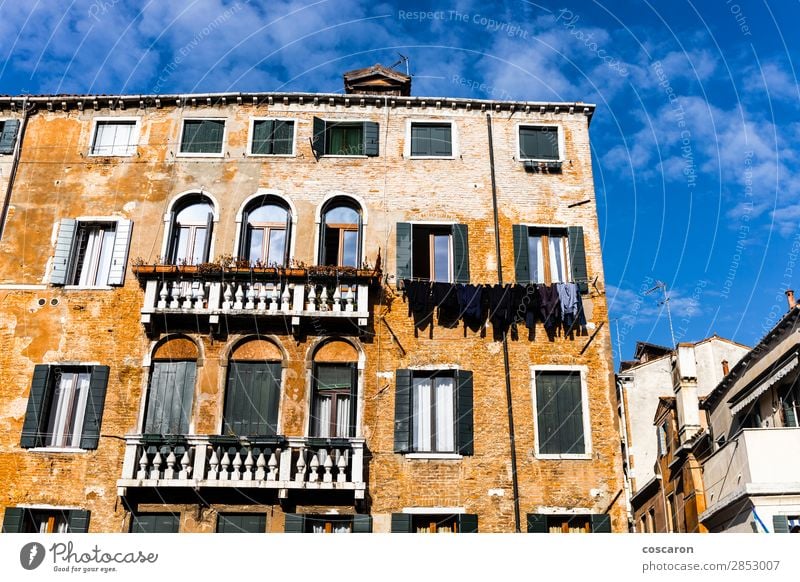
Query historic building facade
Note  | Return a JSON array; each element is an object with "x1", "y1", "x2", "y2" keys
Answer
[{"x1": 0, "y1": 66, "x2": 624, "y2": 533}]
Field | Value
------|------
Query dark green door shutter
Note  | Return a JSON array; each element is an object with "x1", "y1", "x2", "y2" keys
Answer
[
  {"x1": 144, "y1": 361, "x2": 196, "y2": 435},
  {"x1": 431, "y1": 125, "x2": 452, "y2": 157},
  {"x1": 391, "y1": 513, "x2": 412, "y2": 533},
  {"x1": 394, "y1": 369, "x2": 412, "y2": 453},
  {"x1": 273, "y1": 120, "x2": 294, "y2": 155},
  {"x1": 251, "y1": 119, "x2": 274, "y2": 154},
  {"x1": 217, "y1": 513, "x2": 266, "y2": 533},
  {"x1": 773, "y1": 515, "x2": 789, "y2": 533},
  {"x1": 348, "y1": 364, "x2": 358, "y2": 437},
  {"x1": 363, "y1": 121, "x2": 379, "y2": 156},
  {"x1": 568, "y1": 226, "x2": 588, "y2": 293},
  {"x1": 80, "y1": 365, "x2": 110, "y2": 450},
  {"x1": 0, "y1": 119, "x2": 20, "y2": 154},
  {"x1": 558, "y1": 372, "x2": 585, "y2": 454},
  {"x1": 2, "y1": 508, "x2": 25, "y2": 533},
  {"x1": 224, "y1": 362, "x2": 280, "y2": 436},
  {"x1": 396, "y1": 222, "x2": 412, "y2": 281},
  {"x1": 536, "y1": 373, "x2": 559, "y2": 455},
  {"x1": 352, "y1": 514, "x2": 372, "y2": 533},
  {"x1": 591, "y1": 514, "x2": 611, "y2": 533},
  {"x1": 68, "y1": 510, "x2": 90, "y2": 533},
  {"x1": 131, "y1": 513, "x2": 180, "y2": 533},
  {"x1": 452, "y1": 223, "x2": 470, "y2": 283},
  {"x1": 456, "y1": 370, "x2": 474, "y2": 455},
  {"x1": 411, "y1": 124, "x2": 430, "y2": 156},
  {"x1": 311, "y1": 117, "x2": 325, "y2": 158},
  {"x1": 527, "y1": 514, "x2": 548, "y2": 533},
  {"x1": 284, "y1": 513, "x2": 305, "y2": 533},
  {"x1": 20, "y1": 364, "x2": 51, "y2": 448},
  {"x1": 458, "y1": 514, "x2": 478, "y2": 533},
  {"x1": 512, "y1": 224, "x2": 531, "y2": 284}
]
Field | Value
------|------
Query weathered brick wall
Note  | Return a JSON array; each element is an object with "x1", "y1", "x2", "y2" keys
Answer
[{"x1": 0, "y1": 99, "x2": 624, "y2": 532}]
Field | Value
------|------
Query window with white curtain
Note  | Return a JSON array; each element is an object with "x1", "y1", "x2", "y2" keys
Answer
[
  {"x1": 527, "y1": 229, "x2": 569, "y2": 284},
  {"x1": 44, "y1": 369, "x2": 91, "y2": 448},
  {"x1": 412, "y1": 374, "x2": 455, "y2": 453},
  {"x1": 90, "y1": 120, "x2": 138, "y2": 156},
  {"x1": 311, "y1": 364, "x2": 354, "y2": 438},
  {"x1": 69, "y1": 223, "x2": 116, "y2": 286}
]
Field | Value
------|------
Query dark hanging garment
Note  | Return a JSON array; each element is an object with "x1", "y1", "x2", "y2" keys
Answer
[
  {"x1": 558, "y1": 282, "x2": 586, "y2": 333},
  {"x1": 404, "y1": 279, "x2": 434, "y2": 331},
  {"x1": 432, "y1": 282, "x2": 460, "y2": 328},
  {"x1": 488, "y1": 284, "x2": 514, "y2": 340},
  {"x1": 457, "y1": 284, "x2": 483, "y2": 322},
  {"x1": 524, "y1": 284, "x2": 541, "y2": 338},
  {"x1": 538, "y1": 284, "x2": 562, "y2": 338},
  {"x1": 509, "y1": 284, "x2": 530, "y2": 340}
]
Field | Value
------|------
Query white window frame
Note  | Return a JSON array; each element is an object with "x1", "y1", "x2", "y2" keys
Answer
[
  {"x1": 522, "y1": 223, "x2": 571, "y2": 285},
  {"x1": 530, "y1": 365, "x2": 592, "y2": 460},
  {"x1": 63, "y1": 217, "x2": 121, "y2": 289},
  {"x1": 405, "y1": 119, "x2": 458, "y2": 160},
  {"x1": 516, "y1": 123, "x2": 565, "y2": 162},
  {"x1": 176, "y1": 117, "x2": 227, "y2": 158},
  {"x1": 247, "y1": 117, "x2": 297, "y2": 157},
  {"x1": 88, "y1": 117, "x2": 141, "y2": 157},
  {"x1": 319, "y1": 118, "x2": 369, "y2": 158},
  {"x1": 408, "y1": 220, "x2": 457, "y2": 283}
]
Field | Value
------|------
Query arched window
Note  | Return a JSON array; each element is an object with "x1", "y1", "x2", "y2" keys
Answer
[
  {"x1": 319, "y1": 198, "x2": 361, "y2": 267},
  {"x1": 144, "y1": 338, "x2": 198, "y2": 435},
  {"x1": 310, "y1": 340, "x2": 358, "y2": 438},
  {"x1": 223, "y1": 339, "x2": 283, "y2": 436},
  {"x1": 168, "y1": 196, "x2": 214, "y2": 265},
  {"x1": 240, "y1": 198, "x2": 290, "y2": 266}
]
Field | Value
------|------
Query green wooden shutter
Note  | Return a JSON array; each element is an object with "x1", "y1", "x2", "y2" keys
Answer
[
  {"x1": 51, "y1": 219, "x2": 77, "y2": 285},
  {"x1": 20, "y1": 365, "x2": 51, "y2": 448},
  {"x1": 452, "y1": 223, "x2": 470, "y2": 283},
  {"x1": 0, "y1": 119, "x2": 20, "y2": 154},
  {"x1": 224, "y1": 362, "x2": 280, "y2": 436},
  {"x1": 201, "y1": 120, "x2": 224, "y2": 153},
  {"x1": 391, "y1": 513, "x2": 412, "y2": 533},
  {"x1": 536, "y1": 373, "x2": 559, "y2": 455},
  {"x1": 773, "y1": 515, "x2": 789, "y2": 533},
  {"x1": 410, "y1": 124, "x2": 430, "y2": 156},
  {"x1": 456, "y1": 370, "x2": 474, "y2": 455},
  {"x1": 80, "y1": 365, "x2": 110, "y2": 450},
  {"x1": 251, "y1": 120, "x2": 273, "y2": 155},
  {"x1": 131, "y1": 513, "x2": 179, "y2": 533},
  {"x1": 394, "y1": 369, "x2": 412, "y2": 453},
  {"x1": 145, "y1": 361, "x2": 196, "y2": 435},
  {"x1": 348, "y1": 364, "x2": 358, "y2": 437},
  {"x1": 352, "y1": 514, "x2": 372, "y2": 533},
  {"x1": 68, "y1": 510, "x2": 90, "y2": 533},
  {"x1": 2, "y1": 508, "x2": 25, "y2": 533},
  {"x1": 363, "y1": 121, "x2": 379, "y2": 156},
  {"x1": 273, "y1": 121, "x2": 294, "y2": 155},
  {"x1": 519, "y1": 127, "x2": 536, "y2": 158},
  {"x1": 217, "y1": 513, "x2": 266, "y2": 533},
  {"x1": 527, "y1": 513, "x2": 548, "y2": 533},
  {"x1": 107, "y1": 219, "x2": 132, "y2": 286},
  {"x1": 555, "y1": 372, "x2": 585, "y2": 454},
  {"x1": 396, "y1": 222, "x2": 412, "y2": 281},
  {"x1": 512, "y1": 224, "x2": 531, "y2": 284},
  {"x1": 568, "y1": 226, "x2": 588, "y2": 293},
  {"x1": 458, "y1": 514, "x2": 478, "y2": 533},
  {"x1": 431, "y1": 125, "x2": 452, "y2": 156},
  {"x1": 782, "y1": 399, "x2": 798, "y2": 427},
  {"x1": 312, "y1": 117, "x2": 325, "y2": 158},
  {"x1": 284, "y1": 513, "x2": 305, "y2": 533},
  {"x1": 591, "y1": 514, "x2": 611, "y2": 533}
]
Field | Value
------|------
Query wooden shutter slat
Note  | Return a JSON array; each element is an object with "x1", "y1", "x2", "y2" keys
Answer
[
  {"x1": 20, "y1": 364, "x2": 51, "y2": 448},
  {"x1": 394, "y1": 369, "x2": 412, "y2": 453},
  {"x1": 512, "y1": 224, "x2": 531, "y2": 284},
  {"x1": 590, "y1": 514, "x2": 611, "y2": 533},
  {"x1": 458, "y1": 514, "x2": 478, "y2": 533},
  {"x1": 107, "y1": 219, "x2": 132, "y2": 286},
  {"x1": 352, "y1": 514, "x2": 372, "y2": 533},
  {"x1": 80, "y1": 365, "x2": 109, "y2": 449},
  {"x1": 527, "y1": 513, "x2": 548, "y2": 533},
  {"x1": 311, "y1": 117, "x2": 325, "y2": 158},
  {"x1": 67, "y1": 510, "x2": 90, "y2": 533},
  {"x1": 363, "y1": 121, "x2": 379, "y2": 156},
  {"x1": 395, "y1": 222, "x2": 412, "y2": 281},
  {"x1": 284, "y1": 513, "x2": 305, "y2": 533},
  {"x1": 390, "y1": 513, "x2": 412, "y2": 533},
  {"x1": 0, "y1": 119, "x2": 20, "y2": 154},
  {"x1": 773, "y1": 515, "x2": 789, "y2": 533},
  {"x1": 536, "y1": 373, "x2": 560, "y2": 455},
  {"x1": 452, "y1": 223, "x2": 470, "y2": 283},
  {"x1": 51, "y1": 219, "x2": 77, "y2": 285},
  {"x1": 456, "y1": 370, "x2": 474, "y2": 455},
  {"x1": 2, "y1": 508, "x2": 26, "y2": 533},
  {"x1": 568, "y1": 226, "x2": 588, "y2": 293}
]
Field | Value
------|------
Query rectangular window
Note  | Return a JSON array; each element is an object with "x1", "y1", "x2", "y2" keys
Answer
[
  {"x1": 533, "y1": 369, "x2": 588, "y2": 457},
  {"x1": 657, "y1": 422, "x2": 668, "y2": 457},
  {"x1": 90, "y1": 120, "x2": 138, "y2": 156},
  {"x1": 0, "y1": 119, "x2": 20, "y2": 154},
  {"x1": 311, "y1": 364, "x2": 355, "y2": 438},
  {"x1": 179, "y1": 119, "x2": 225, "y2": 155},
  {"x1": 312, "y1": 118, "x2": 379, "y2": 157},
  {"x1": 547, "y1": 515, "x2": 590, "y2": 533},
  {"x1": 519, "y1": 125, "x2": 560, "y2": 160},
  {"x1": 390, "y1": 513, "x2": 478, "y2": 533},
  {"x1": 307, "y1": 516, "x2": 353, "y2": 533},
  {"x1": 2, "y1": 508, "x2": 90, "y2": 533},
  {"x1": 20, "y1": 365, "x2": 110, "y2": 450},
  {"x1": 527, "y1": 228, "x2": 569, "y2": 284},
  {"x1": 410, "y1": 123, "x2": 453, "y2": 157},
  {"x1": 130, "y1": 513, "x2": 180, "y2": 533},
  {"x1": 411, "y1": 225, "x2": 453, "y2": 282},
  {"x1": 69, "y1": 223, "x2": 116, "y2": 286},
  {"x1": 216, "y1": 513, "x2": 266, "y2": 533},
  {"x1": 412, "y1": 374, "x2": 455, "y2": 453},
  {"x1": 250, "y1": 119, "x2": 294, "y2": 155}
]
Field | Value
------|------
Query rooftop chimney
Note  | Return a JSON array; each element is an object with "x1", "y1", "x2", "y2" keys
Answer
[
  {"x1": 721, "y1": 359, "x2": 729, "y2": 376},
  {"x1": 343, "y1": 64, "x2": 411, "y2": 96},
  {"x1": 786, "y1": 289, "x2": 796, "y2": 310}
]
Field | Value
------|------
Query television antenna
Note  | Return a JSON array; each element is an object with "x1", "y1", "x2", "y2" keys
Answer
[
  {"x1": 644, "y1": 280, "x2": 676, "y2": 348},
  {"x1": 390, "y1": 53, "x2": 410, "y2": 76}
]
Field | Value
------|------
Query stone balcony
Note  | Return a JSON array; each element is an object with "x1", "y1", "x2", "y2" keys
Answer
[
  {"x1": 117, "y1": 435, "x2": 366, "y2": 501},
  {"x1": 132, "y1": 265, "x2": 379, "y2": 335}
]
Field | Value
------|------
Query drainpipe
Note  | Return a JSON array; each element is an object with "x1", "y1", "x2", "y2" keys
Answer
[
  {"x1": 487, "y1": 113, "x2": 521, "y2": 532},
  {"x1": 0, "y1": 97, "x2": 32, "y2": 243}
]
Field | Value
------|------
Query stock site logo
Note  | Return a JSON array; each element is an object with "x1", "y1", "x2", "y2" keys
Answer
[{"x1": 20, "y1": 542, "x2": 46, "y2": 570}]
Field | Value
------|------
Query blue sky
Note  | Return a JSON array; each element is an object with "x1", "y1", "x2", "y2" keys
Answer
[{"x1": 1, "y1": 0, "x2": 797, "y2": 365}]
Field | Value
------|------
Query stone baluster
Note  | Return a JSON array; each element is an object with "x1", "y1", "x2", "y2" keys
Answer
[
  {"x1": 182, "y1": 282, "x2": 194, "y2": 309},
  {"x1": 336, "y1": 450, "x2": 348, "y2": 483},
  {"x1": 194, "y1": 282, "x2": 205, "y2": 309},
  {"x1": 207, "y1": 448, "x2": 220, "y2": 480},
  {"x1": 295, "y1": 448, "x2": 306, "y2": 482},
  {"x1": 281, "y1": 284, "x2": 291, "y2": 311},
  {"x1": 151, "y1": 451, "x2": 163, "y2": 480},
  {"x1": 320, "y1": 286, "x2": 329, "y2": 311},
  {"x1": 308, "y1": 452, "x2": 319, "y2": 483},
  {"x1": 179, "y1": 450, "x2": 192, "y2": 479},
  {"x1": 255, "y1": 451, "x2": 267, "y2": 480},
  {"x1": 164, "y1": 450, "x2": 177, "y2": 479},
  {"x1": 258, "y1": 284, "x2": 268, "y2": 310},
  {"x1": 158, "y1": 282, "x2": 169, "y2": 308},
  {"x1": 243, "y1": 449, "x2": 254, "y2": 480},
  {"x1": 222, "y1": 283, "x2": 233, "y2": 309},
  {"x1": 170, "y1": 281, "x2": 181, "y2": 309},
  {"x1": 220, "y1": 450, "x2": 231, "y2": 481},
  {"x1": 267, "y1": 451, "x2": 278, "y2": 481},
  {"x1": 233, "y1": 285, "x2": 244, "y2": 310},
  {"x1": 269, "y1": 284, "x2": 279, "y2": 312},
  {"x1": 230, "y1": 449, "x2": 242, "y2": 480},
  {"x1": 306, "y1": 284, "x2": 316, "y2": 311},
  {"x1": 333, "y1": 285, "x2": 342, "y2": 311},
  {"x1": 323, "y1": 450, "x2": 333, "y2": 483},
  {"x1": 136, "y1": 448, "x2": 149, "y2": 480},
  {"x1": 245, "y1": 284, "x2": 256, "y2": 310},
  {"x1": 344, "y1": 285, "x2": 354, "y2": 312}
]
